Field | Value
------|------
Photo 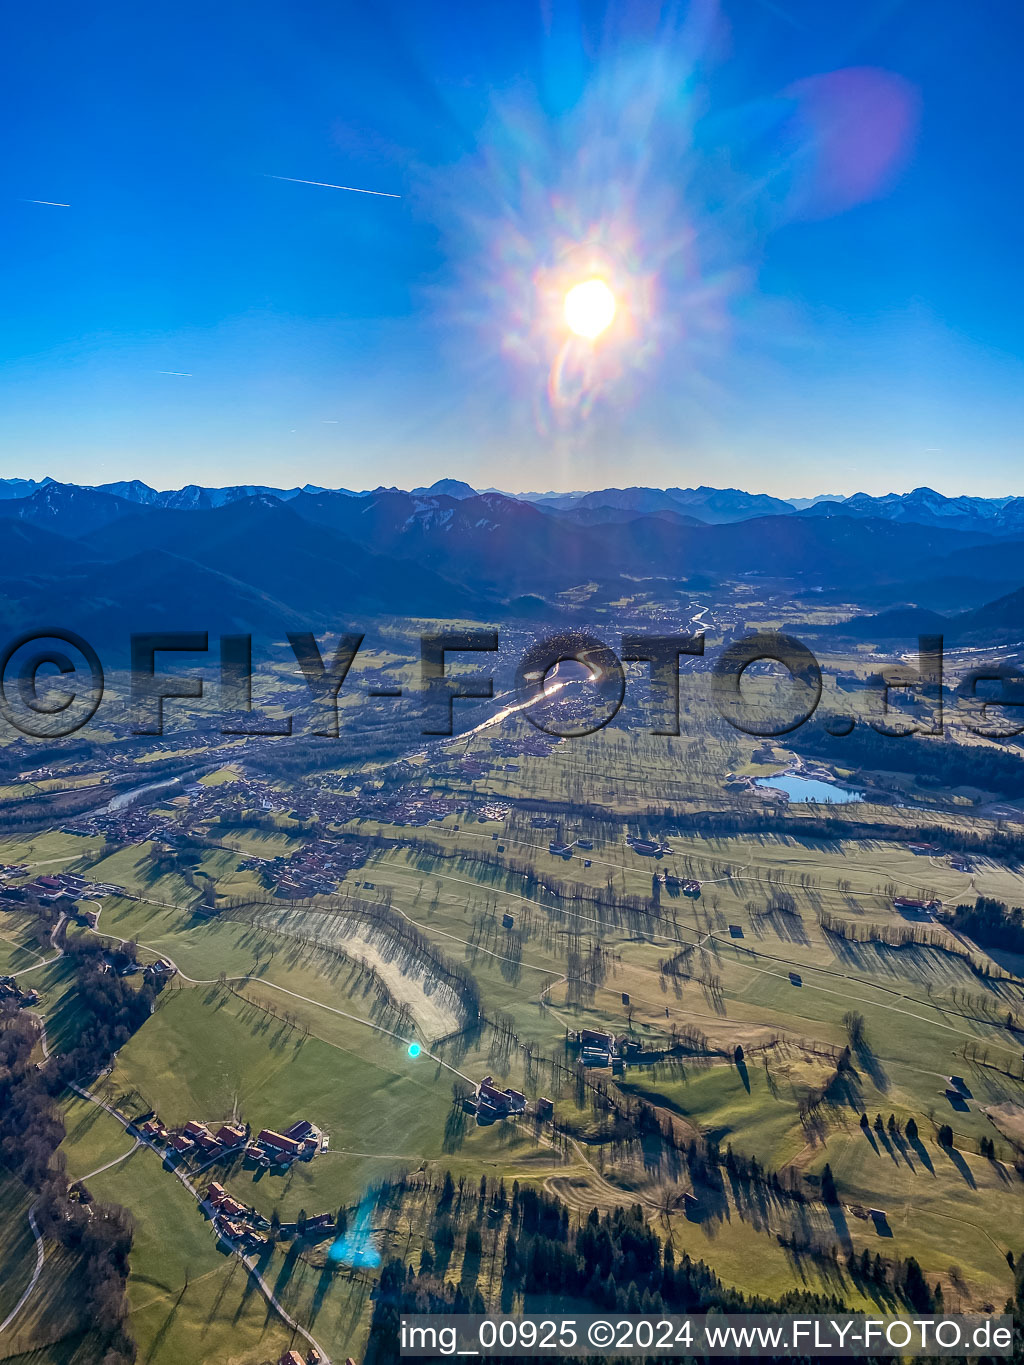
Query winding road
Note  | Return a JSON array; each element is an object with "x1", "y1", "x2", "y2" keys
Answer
[{"x1": 0, "y1": 1206, "x2": 44, "y2": 1339}]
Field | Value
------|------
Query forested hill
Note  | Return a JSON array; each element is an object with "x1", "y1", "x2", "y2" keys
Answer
[
  {"x1": 364, "y1": 1179, "x2": 942, "y2": 1365},
  {"x1": 793, "y1": 723, "x2": 1024, "y2": 799}
]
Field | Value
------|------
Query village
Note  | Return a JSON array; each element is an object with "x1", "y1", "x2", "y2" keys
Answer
[
  {"x1": 131, "y1": 1110, "x2": 326, "y2": 1170},
  {"x1": 0, "y1": 863, "x2": 127, "y2": 906}
]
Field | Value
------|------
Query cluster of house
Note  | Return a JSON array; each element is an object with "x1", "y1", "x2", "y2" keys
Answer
[
  {"x1": 137, "y1": 1114, "x2": 323, "y2": 1167},
  {"x1": 239, "y1": 837, "x2": 368, "y2": 900},
  {"x1": 457, "y1": 755, "x2": 495, "y2": 780},
  {"x1": 906, "y1": 841, "x2": 972, "y2": 871},
  {"x1": 0, "y1": 867, "x2": 126, "y2": 907},
  {"x1": 138, "y1": 1116, "x2": 246, "y2": 1156},
  {"x1": 543, "y1": 835, "x2": 594, "y2": 863},
  {"x1": 18, "y1": 764, "x2": 59, "y2": 781},
  {"x1": 489, "y1": 732, "x2": 559, "y2": 760},
  {"x1": 476, "y1": 800, "x2": 513, "y2": 822},
  {"x1": 97, "y1": 953, "x2": 176, "y2": 981},
  {"x1": 192, "y1": 775, "x2": 358, "y2": 828},
  {"x1": 64, "y1": 767, "x2": 359, "y2": 848},
  {"x1": 369, "y1": 790, "x2": 458, "y2": 826},
  {"x1": 206, "y1": 1179, "x2": 338, "y2": 1266},
  {"x1": 16, "y1": 757, "x2": 112, "y2": 785},
  {"x1": 144, "y1": 957, "x2": 177, "y2": 981},
  {"x1": 246, "y1": 1120, "x2": 324, "y2": 1166},
  {"x1": 335, "y1": 779, "x2": 511, "y2": 831},
  {"x1": 64, "y1": 804, "x2": 175, "y2": 845},
  {"x1": 0, "y1": 976, "x2": 39, "y2": 1009},
  {"x1": 203, "y1": 1181, "x2": 272, "y2": 1250}
]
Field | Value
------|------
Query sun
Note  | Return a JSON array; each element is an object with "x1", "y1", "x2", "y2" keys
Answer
[{"x1": 564, "y1": 278, "x2": 617, "y2": 339}]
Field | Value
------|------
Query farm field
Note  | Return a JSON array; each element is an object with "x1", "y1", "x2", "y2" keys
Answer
[
  {"x1": 3, "y1": 611, "x2": 1024, "y2": 1361},
  {"x1": 58, "y1": 787, "x2": 1024, "y2": 1319},
  {"x1": 84, "y1": 1148, "x2": 296, "y2": 1365}
]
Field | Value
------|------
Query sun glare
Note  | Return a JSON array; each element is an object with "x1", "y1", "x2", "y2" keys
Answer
[{"x1": 564, "y1": 278, "x2": 617, "y2": 339}]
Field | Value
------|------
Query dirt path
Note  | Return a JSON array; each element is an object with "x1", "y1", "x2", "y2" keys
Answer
[{"x1": 79, "y1": 1138, "x2": 142, "y2": 1182}]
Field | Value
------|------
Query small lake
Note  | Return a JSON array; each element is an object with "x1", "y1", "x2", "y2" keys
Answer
[{"x1": 754, "y1": 773, "x2": 864, "y2": 805}]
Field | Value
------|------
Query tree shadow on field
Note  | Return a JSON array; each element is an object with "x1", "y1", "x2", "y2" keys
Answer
[
  {"x1": 310, "y1": 1261, "x2": 337, "y2": 1324},
  {"x1": 874, "y1": 1127, "x2": 899, "y2": 1167},
  {"x1": 825, "y1": 1062, "x2": 862, "y2": 1112},
  {"x1": 942, "y1": 1144, "x2": 977, "y2": 1189},
  {"x1": 268, "y1": 1240, "x2": 302, "y2": 1313},
  {"x1": 145, "y1": 1282, "x2": 187, "y2": 1362},
  {"x1": 851, "y1": 1037, "x2": 888, "y2": 1093},
  {"x1": 443, "y1": 1100, "x2": 468, "y2": 1153},
  {"x1": 909, "y1": 1134, "x2": 935, "y2": 1174},
  {"x1": 890, "y1": 1129, "x2": 917, "y2": 1172},
  {"x1": 233, "y1": 1243, "x2": 273, "y2": 1320},
  {"x1": 735, "y1": 1054, "x2": 750, "y2": 1093}
]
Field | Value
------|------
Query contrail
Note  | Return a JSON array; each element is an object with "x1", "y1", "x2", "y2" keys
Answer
[
  {"x1": 266, "y1": 174, "x2": 400, "y2": 199},
  {"x1": 157, "y1": 371, "x2": 192, "y2": 377},
  {"x1": 24, "y1": 199, "x2": 70, "y2": 207}
]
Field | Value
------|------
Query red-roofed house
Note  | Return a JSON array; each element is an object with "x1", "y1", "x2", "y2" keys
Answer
[
  {"x1": 476, "y1": 1077, "x2": 511, "y2": 1113},
  {"x1": 257, "y1": 1129, "x2": 301, "y2": 1157}
]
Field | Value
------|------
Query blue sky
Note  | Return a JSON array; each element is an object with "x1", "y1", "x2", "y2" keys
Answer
[{"x1": 2, "y1": 0, "x2": 1022, "y2": 496}]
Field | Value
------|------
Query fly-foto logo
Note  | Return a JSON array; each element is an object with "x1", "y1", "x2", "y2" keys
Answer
[{"x1": 0, "y1": 627, "x2": 1017, "y2": 741}]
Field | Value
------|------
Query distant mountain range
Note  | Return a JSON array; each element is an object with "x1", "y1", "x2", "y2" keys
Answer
[
  {"x1": 798, "y1": 582, "x2": 1024, "y2": 647},
  {"x1": 523, "y1": 485, "x2": 797, "y2": 522},
  {"x1": 0, "y1": 475, "x2": 334, "y2": 511},
  {"x1": 797, "y1": 487, "x2": 1024, "y2": 537},
  {"x1": 1, "y1": 476, "x2": 1022, "y2": 644},
  {"x1": 7, "y1": 476, "x2": 1024, "y2": 534}
]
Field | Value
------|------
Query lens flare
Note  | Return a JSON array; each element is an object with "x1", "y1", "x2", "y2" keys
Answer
[
  {"x1": 424, "y1": 0, "x2": 917, "y2": 452},
  {"x1": 407, "y1": 1041, "x2": 421, "y2": 1058},
  {"x1": 327, "y1": 1191, "x2": 382, "y2": 1268},
  {"x1": 564, "y1": 279, "x2": 617, "y2": 339}
]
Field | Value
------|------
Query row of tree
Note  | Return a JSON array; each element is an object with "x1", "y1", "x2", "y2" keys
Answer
[
  {"x1": 818, "y1": 909, "x2": 1008, "y2": 979},
  {"x1": 365, "y1": 1176, "x2": 948, "y2": 1365}
]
